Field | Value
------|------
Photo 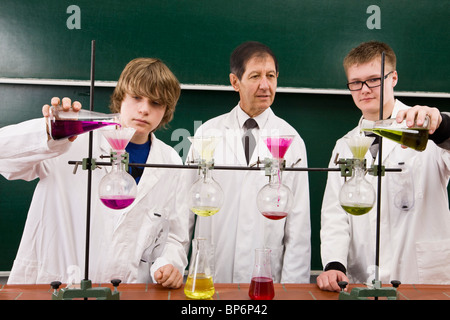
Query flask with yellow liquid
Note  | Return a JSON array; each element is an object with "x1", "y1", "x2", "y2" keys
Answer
[{"x1": 184, "y1": 237, "x2": 215, "y2": 299}]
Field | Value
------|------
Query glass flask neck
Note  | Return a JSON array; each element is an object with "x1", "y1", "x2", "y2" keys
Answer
[
  {"x1": 268, "y1": 158, "x2": 284, "y2": 185},
  {"x1": 111, "y1": 151, "x2": 127, "y2": 172},
  {"x1": 252, "y1": 248, "x2": 272, "y2": 276},
  {"x1": 351, "y1": 159, "x2": 366, "y2": 178}
]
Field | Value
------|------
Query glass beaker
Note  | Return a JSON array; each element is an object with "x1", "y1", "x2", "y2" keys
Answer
[
  {"x1": 48, "y1": 105, "x2": 120, "y2": 140},
  {"x1": 249, "y1": 248, "x2": 275, "y2": 300},
  {"x1": 98, "y1": 127, "x2": 137, "y2": 210},
  {"x1": 361, "y1": 117, "x2": 430, "y2": 151},
  {"x1": 339, "y1": 159, "x2": 376, "y2": 216},
  {"x1": 184, "y1": 237, "x2": 215, "y2": 299}
]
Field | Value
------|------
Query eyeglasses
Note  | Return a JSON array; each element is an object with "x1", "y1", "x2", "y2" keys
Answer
[{"x1": 347, "y1": 71, "x2": 394, "y2": 91}]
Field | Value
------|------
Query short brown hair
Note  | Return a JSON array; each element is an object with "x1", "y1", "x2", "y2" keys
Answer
[
  {"x1": 110, "y1": 58, "x2": 181, "y2": 131},
  {"x1": 230, "y1": 41, "x2": 278, "y2": 80},
  {"x1": 343, "y1": 41, "x2": 396, "y2": 74}
]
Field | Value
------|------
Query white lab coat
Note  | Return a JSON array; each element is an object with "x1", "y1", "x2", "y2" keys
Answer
[
  {"x1": 0, "y1": 118, "x2": 189, "y2": 284},
  {"x1": 320, "y1": 100, "x2": 450, "y2": 284},
  {"x1": 186, "y1": 105, "x2": 311, "y2": 283}
]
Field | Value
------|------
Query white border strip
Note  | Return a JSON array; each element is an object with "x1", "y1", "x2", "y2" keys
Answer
[{"x1": 0, "y1": 77, "x2": 449, "y2": 98}]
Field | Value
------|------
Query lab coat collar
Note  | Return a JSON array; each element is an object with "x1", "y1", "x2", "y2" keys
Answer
[
  {"x1": 223, "y1": 104, "x2": 273, "y2": 164},
  {"x1": 131, "y1": 132, "x2": 163, "y2": 203}
]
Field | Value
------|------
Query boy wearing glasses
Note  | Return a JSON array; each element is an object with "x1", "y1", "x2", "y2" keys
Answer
[{"x1": 317, "y1": 41, "x2": 450, "y2": 291}]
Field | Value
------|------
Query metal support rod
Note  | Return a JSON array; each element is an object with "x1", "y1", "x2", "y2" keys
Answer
[
  {"x1": 68, "y1": 160, "x2": 400, "y2": 173},
  {"x1": 375, "y1": 52, "x2": 385, "y2": 283},
  {"x1": 84, "y1": 40, "x2": 96, "y2": 283}
]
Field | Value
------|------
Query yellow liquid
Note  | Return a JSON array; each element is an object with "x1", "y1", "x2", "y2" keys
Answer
[
  {"x1": 362, "y1": 127, "x2": 428, "y2": 151},
  {"x1": 184, "y1": 274, "x2": 215, "y2": 299},
  {"x1": 190, "y1": 206, "x2": 220, "y2": 217},
  {"x1": 341, "y1": 205, "x2": 372, "y2": 216}
]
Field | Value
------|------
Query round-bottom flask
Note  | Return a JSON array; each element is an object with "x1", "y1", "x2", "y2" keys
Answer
[
  {"x1": 189, "y1": 163, "x2": 224, "y2": 217},
  {"x1": 256, "y1": 159, "x2": 292, "y2": 220},
  {"x1": 98, "y1": 152, "x2": 137, "y2": 210},
  {"x1": 339, "y1": 159, "x2": 375, "y2": 216}
]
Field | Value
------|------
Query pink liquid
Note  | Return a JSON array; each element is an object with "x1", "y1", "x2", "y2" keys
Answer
[
  {"x1": 105, "y1": 137, "x2": 129, "y2": 151},
  {"x1": 262, "y1": 211, "x2": 288, "y2": 220},
  {"x1": 264, "y1": 137, "x2": 293, "y2": 159},
  {"x1": 100, "y1": 195, "x2": 135, "y2": 210},
  {"x1": 249, "y1": 277, "x2": 275, "y2": 300},
  {"x1": 50, "y1": 119, "x2": 119, "y2": 140}
]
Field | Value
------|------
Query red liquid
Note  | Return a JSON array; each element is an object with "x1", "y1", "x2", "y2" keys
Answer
[
  {"x1": 50, "y1": 119, "x2": 118, "y2": 140},
  {"x1": 100, "y1": 195, "x2": 135, "y2": 210},
  {"x1": 262, "y1": 211, "x2": 288, "y2": 220},
  {"x1": 264, "y1": 137, "x2": 293, "y2": 159},
  {"x1": 249, "y1": 277, "x2": 275, "y2": 300}
]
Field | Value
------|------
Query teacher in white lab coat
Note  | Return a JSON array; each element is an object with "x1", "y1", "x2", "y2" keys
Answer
[
  {"x1": 187, "y1": 41, "x2": 311, "y2": 283},
  {"x1": 317, "y1": 41, "x2": 450, "y2": 292},
  {"x1": 0, "y1": 58, "x2": 189, "y2": 287}
]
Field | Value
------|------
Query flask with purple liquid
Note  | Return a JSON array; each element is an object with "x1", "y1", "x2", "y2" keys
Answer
[
  {"x1": 48, "y1": 105, "x2": 120, "y2": 140},
  {"x1": 98, "y1": 127, "x2": 137, "y2": 210}
]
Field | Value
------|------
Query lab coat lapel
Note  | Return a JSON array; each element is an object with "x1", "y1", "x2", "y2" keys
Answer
[
  {"x1": 223, "y1": 107, "x2": 247, "y2": 165},
  {"x1": 134, "y1": 133, "x2": 163, "y2": 203}
]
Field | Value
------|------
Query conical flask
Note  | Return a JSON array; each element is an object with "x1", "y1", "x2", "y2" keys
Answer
[
  {"x1": 98, "y1": 127, "x2": 137, "y2": 210},
  {"x1": 48, "y1": 105, "x2": 120, "y2": 140},
  {"x1": 188, "y1": 136, "x2": 224, "y2": 217},
  {"x1": 184, "y1": 237, "x2": 215, "y2": 299},
  {"x1": 256, "y1": 135, "x2": 294, "y2": 220},
  {"x1": 249, "y1": 248, "x2": 275, "y2": 300},
  {"x1": 361, "y1": 117, "x2": 430, "y2": 151},
  {"x1": 339, "y1": 136, "x2": 376, "y2": 216}
]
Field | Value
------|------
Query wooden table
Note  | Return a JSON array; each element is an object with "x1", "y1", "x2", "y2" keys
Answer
[{"x1": 1, "y1": 282, "x2": 450, "y2": 300}]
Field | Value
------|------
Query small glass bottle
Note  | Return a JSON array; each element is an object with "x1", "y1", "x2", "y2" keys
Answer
[
  {"x1": 249, "y1": 248, "x2": 275, "y2": 300},
  {"x1": 184, "y1": 237, "x2": 215, "y2": 299},
  {"x1": 339, "y1": 159, "x2": 376, "y2": 216},
  {"x1": 394, "y1": 162, "x2": 415, "y2": 211}
]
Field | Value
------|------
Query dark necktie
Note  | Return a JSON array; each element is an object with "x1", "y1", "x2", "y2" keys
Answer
[
  {"x1": 242, "y1": 118, "x2": 258, "y2": 165},
  {"x1": 364, "y1": 132, "x2": 380, "y2": 158}
]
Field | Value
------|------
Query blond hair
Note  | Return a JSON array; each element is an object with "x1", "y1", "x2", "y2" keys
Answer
[
  {"x1": 110, "y1": 58, "x2": 181, "y2": 130},
  {"x1": 343, "y1": 41, "x2": 396, "y2": 74}
]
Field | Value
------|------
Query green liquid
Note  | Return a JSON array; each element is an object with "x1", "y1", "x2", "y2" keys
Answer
[
  {"x1": 362, "y1": 127, "x2": 429, "y2": 151},
  {"x1": 341, "y1": 205, "x2": 372, "y2": 216},
  {"x1": 191, "y1": 206, "x2": 220, "y2": 217}
]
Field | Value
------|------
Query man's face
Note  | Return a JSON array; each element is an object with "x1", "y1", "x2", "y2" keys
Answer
[
  {"x1": 230, "y1": 54, "x2": 278, "y2": 117},
  {"x1": 346, "y1": 58, "x2": 397, "y2": 120}
]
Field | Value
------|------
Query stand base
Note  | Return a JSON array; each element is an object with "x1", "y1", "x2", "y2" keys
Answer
[
  {"x1": 339, "y1": 280, "x2": 399, "y2": 300},
  {"x1": 51, "y1": 279, "x2": 120, "y2": 300}
]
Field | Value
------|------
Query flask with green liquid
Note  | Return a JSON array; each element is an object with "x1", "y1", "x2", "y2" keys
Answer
[{"x1": 361, "y1": 117, "x2": 429, "y2": 151}]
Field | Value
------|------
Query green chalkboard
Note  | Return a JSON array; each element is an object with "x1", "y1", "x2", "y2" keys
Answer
[{"x1": 0, "y1": 0, "x2": 449, "y2": 92}]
